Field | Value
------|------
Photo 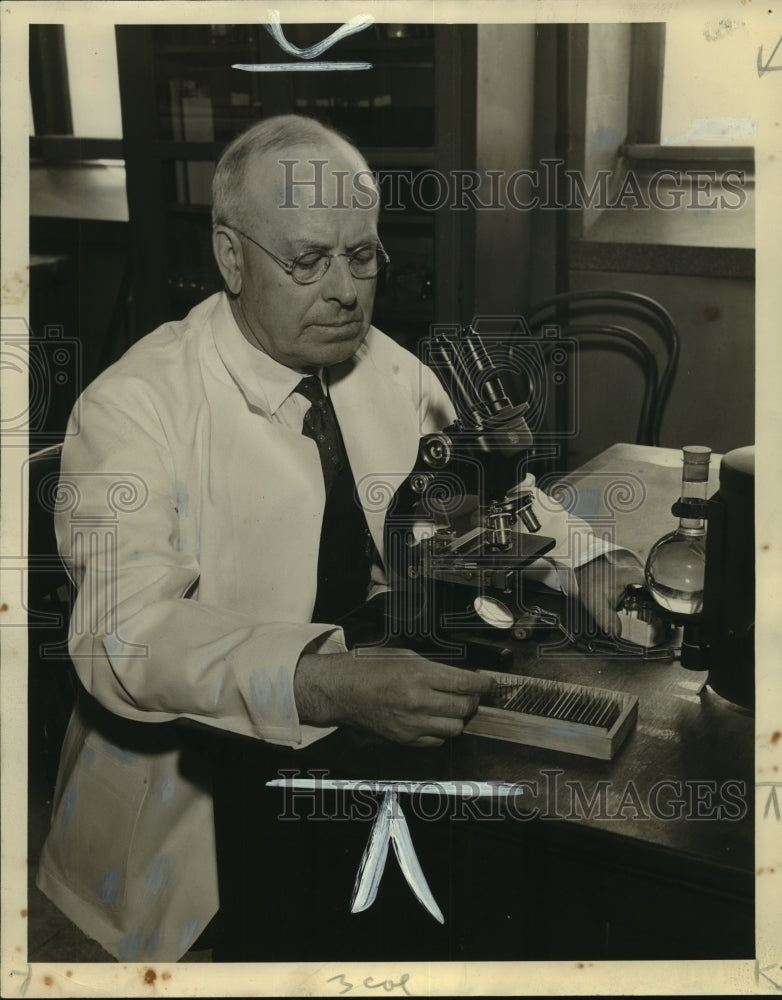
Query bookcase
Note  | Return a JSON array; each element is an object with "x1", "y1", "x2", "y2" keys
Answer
[{"x1": 116, "y1": 23, "x2": 477, "y2": 347}]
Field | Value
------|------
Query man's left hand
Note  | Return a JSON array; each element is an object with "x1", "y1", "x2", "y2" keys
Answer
[{"x1": 574, "y1": 550, "x2": 645, "y2": 637}]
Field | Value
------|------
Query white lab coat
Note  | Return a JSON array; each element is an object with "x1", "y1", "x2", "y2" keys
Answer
[{"x1": 37, "y1": 292, "x2": 603, "y2": 961}]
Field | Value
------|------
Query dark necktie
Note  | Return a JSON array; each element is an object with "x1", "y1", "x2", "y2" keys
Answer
[
  {"x1": 295, "y1": 376, "x2": 344, "y2": 494},
  {"x1": 294, "y1": 375, "x2": 375, "y2": 624}
]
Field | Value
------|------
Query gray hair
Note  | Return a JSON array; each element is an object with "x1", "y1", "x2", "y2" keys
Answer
[{"x1": 211, "y1": 114, "x2": 367, "y2": 229}]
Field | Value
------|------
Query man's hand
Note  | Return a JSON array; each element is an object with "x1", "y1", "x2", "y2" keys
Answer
[
  {"x1": 294, "y1": 648, "x2": 494, "y2": 748},
  {"x1": 574, "y1": 550, "x2": 645, "y2": 636}
]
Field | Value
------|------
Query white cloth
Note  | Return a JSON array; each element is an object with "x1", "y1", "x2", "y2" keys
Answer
[{"x1": 37, "y1": 291, "x2": 611, "y2": 961}]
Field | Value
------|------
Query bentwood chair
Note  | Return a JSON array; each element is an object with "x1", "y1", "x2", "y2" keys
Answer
[{"x1": 521, "y1": 289, "x2": 681, "y2": 472}]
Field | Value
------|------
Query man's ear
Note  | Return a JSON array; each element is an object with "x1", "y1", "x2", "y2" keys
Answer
[{"x1": 212, "y1": 226, "x2": 242, "y2": 294}]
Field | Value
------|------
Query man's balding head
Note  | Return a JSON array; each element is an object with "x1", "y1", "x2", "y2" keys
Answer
[
  {"x1": 212, "y1": 114, "x2": 372, "y2": 230},
  {"x1": 210, "y1": 115, "x2": 384, "y2": 372}
]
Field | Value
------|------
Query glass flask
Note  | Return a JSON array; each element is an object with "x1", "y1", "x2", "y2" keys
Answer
[{"x1": 645, "y1": 445, "x2": 711, "y2": 619}]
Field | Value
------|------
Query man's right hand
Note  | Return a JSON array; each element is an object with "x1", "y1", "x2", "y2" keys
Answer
[{"x1": 293, "y1": 648, "x2": 494, "y2": 748}]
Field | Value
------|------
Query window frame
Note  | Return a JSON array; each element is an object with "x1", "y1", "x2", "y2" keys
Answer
[
  {"x1": 561, "y1": 22, "x2": 754, "y2": 280},
  {"x1": 621, "y1": 22, "x2": 754, "y2": 172},
  {"x1": 29, "y1": 24, "x2": 124, "y2": 163}
]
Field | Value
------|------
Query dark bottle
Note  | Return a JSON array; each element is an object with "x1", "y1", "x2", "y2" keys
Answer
[{"x1": 700, "y1": 446, "x2": 755, "y2": 708}]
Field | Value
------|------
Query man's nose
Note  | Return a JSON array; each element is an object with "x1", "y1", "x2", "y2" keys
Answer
[{"x1": 322, "y1": 255, "x2": 358, "y2": 306}]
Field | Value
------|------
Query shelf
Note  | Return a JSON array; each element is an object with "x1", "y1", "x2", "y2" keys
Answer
[
  {"x1": 152, "y1": 31, "x2": 435, "y2": 57},
  {"x1": 362, "y1": 147, "x2": 437, "y2": 167},
  {"x1": 155, "y1": 47, "x2": 260, "y2": 63},
  {"x1": 167, "y1": 275, "x2": 221, "y2": 291},
  {"x1": 152, "y1": 140, "x2": 438, "y2": 168},
  {"x1": 331, "y1": 37, "x2": 435, "y2": 53}
]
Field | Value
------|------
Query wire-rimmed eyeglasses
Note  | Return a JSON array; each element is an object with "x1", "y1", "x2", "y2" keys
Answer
[{"x1": 228, "y1": 225, "x2": 390, "y2": 285}]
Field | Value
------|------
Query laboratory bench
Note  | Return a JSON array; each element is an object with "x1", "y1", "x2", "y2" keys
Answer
[{"x1": 211, "y1": 444, "x2": 754, "y2": 962}]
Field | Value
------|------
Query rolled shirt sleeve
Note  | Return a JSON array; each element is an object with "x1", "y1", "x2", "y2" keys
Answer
[{"x1": 523, "y1": 481, "x2": 622, "y2": 597}]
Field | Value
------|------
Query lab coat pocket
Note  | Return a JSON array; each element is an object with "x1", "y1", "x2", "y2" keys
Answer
[{"x1": 45, "y1": 734, "x2": 149, "y2": 913}]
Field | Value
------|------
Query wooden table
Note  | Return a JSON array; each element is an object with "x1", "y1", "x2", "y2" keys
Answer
[
  {"x1": 561, "y1": 441, "x2": 722, "y2": 562},
  {"x1": 458, "y1": 443, "x2": 752, "y2": 958},
  {"x1": 213, "y1": 444, "x2": 754, "y2": 962}
]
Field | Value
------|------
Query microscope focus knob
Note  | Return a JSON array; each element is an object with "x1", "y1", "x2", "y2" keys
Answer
[{"x1": 420, "y1": 433, "x2": 453, "y2": 470}]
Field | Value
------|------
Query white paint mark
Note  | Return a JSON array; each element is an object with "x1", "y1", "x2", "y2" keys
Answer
[
  {"x1": 678, "y1": 678, "x2": 706, "y2": 693},
  {"x1": 233, "y1": 62, "x2": 372, "y2": 73},
  {"x1": 267, "y1": 777, "x2": 524, "y2": 797},
  {"x1": 388, "y1": 798, "x2": 444, "y2": 923},
  {"x1": 351, "y1": 789, "x2": 392, "y2": 913},
  {"x1": 674, "y1": 693, "x2": 703, "y2": 705},
  {"x1": 662, "y1": 116, "x2": 756, "y2": 144},
  {"x1": 265, "y1": 10, "x2": 373, "y2": 59},
  {"x1": 237, "y1": 10, "x2": 375, "y2": 73},
  {"x1": 267, "y1": 778, "x2": 525, "y2": 924},
  {"x1": 638, "y1": 724, "x2": 679, "y2": 742},
  {"x1": 351, "y1": 789, "x2": 444, "y2": 923}
]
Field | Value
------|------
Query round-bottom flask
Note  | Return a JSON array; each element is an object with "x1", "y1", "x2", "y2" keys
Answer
[
  {"x1": 645, "y1": 445, "x2": 711, "y2": 623},
  {"x1": 644, "y1": 530, "x2": 707, "y2": 617}
]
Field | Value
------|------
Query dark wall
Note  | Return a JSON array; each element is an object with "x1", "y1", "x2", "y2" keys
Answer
[
  {"x1": 29, "y1": 217, "x2": 130, "y2": 446},
  {"x1": 569, "y1": 269, "x2": 754, "y2": 464}
]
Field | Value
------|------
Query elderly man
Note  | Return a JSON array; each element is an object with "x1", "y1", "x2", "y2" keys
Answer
[{"x1": 37, "y1": 115, "x2": 632, "y2": 963}]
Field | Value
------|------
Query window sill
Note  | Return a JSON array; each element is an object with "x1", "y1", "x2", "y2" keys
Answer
[
  {"x1": 571, "y1": 159, "x2": 754, "y2": 280},
  {"x1": 569, "y1": 240, "x2": 754, "y2": 280},
  {"x1": 620, "y1": 143, "x2": 755, "y2": 171}
]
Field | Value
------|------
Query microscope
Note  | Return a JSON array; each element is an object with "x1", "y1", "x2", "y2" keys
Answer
[
  {"x1": 378, "y1": 325, "x2": 557, "y2": 664},
  {"x1": 338, "y1": 324, "x2": 645, "y2": 756}
]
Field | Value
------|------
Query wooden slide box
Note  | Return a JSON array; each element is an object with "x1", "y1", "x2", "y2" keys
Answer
[{"x1": 463, "y1": 670, "x2": 639, "y2": 760}]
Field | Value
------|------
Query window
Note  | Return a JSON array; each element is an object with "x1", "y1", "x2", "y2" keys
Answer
[
  {"x1": 568, "y1": 22, "x2": 754, "y2": 270},
  {"x1": 661, "y1": 18, "x2": 756, "y2": 147},
  {"x1": 62, "y1": 25, "x2": 122, "y2": 139},
  {"x1": 624, "y1": 22, "x2": 754, "y2": 160},
  {"x1": 29, "y1": 25, "x2": 123, "y2": 159}
]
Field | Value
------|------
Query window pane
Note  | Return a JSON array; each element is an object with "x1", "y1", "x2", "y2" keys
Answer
[
  {"x1": 661, "y1": 19, "x2": 755, "y2": 145},
  {"x1": 63, "y1": 25, "x2": 122, "y2": 138}
]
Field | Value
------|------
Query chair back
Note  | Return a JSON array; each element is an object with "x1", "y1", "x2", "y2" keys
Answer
[
  {"x1": 524, "y1": 290, "x2": 680, "y2": 471},
  {"x1": 27, "y1": 443, "x2": 69, "y2": 610},
  {"x1": 27, "y1": 443, "x2": 76, "y2": 795}
]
